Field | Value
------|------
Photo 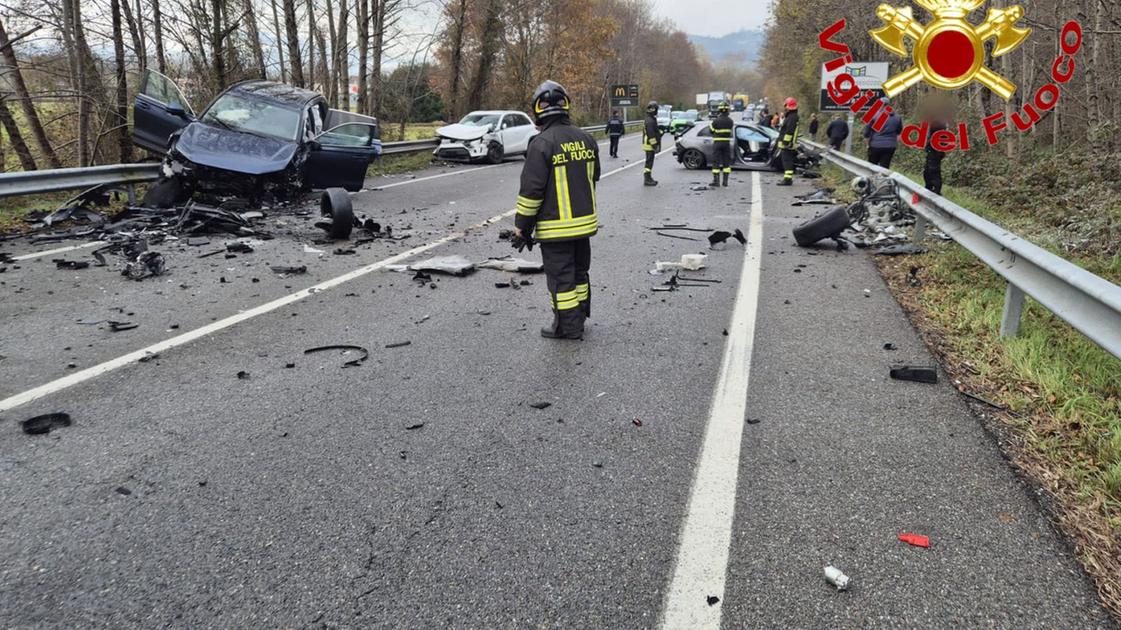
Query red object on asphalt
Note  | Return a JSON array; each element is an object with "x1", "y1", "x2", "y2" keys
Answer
[{"x1": 899, "y1": 532, "x2": 930, "y2": 548}]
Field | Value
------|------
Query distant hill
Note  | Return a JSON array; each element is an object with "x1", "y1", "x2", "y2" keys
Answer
[{"x1": 688, "y1": 29, "x2": 765, "y2": 65}]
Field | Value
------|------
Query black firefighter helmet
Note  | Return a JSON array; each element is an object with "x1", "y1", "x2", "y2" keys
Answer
[
  {"x1": 717, "y1": 101, "x2": 730, "y2": 114},
  {"x1": 531, "y1": 80, "x2": 571, "y2": 125},
  {"x1": 645, "y1": 100, "x2": 659, "y2": 115}
]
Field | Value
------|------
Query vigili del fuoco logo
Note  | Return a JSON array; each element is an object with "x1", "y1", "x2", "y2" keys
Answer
[{"x1": 817, "y1": 0, "x2": 1083, "y2": 151}]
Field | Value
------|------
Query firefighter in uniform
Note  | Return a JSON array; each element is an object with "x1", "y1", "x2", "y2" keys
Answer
[
  {"x1": 642, "y1": 101, "x2": 661, "y2": 186},
  {"x1": 709, "y1": 102, "x2": 733, "y2": 187},
  {"x1": 514, "y1": 80, "x2": 600, "y2": 340},
  {"x1": 776, "y1": 97, "x2": 800, "y2": 186}
]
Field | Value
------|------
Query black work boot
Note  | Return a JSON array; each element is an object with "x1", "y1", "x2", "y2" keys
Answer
[
  {"x1": 777, "y1": 178, "x2": 793, "y2": 186},
  {"x1": 644, "y1": 172, "x2": 658, "y2": 186},
  {"x1": 581, "y1": 297, "x2": 591, "y2": 319},
  {"x1": 722, "y1": 172, "x2": 730, "y2": 187},
  {"x1": 541, "y1": 311, "x2": 584, "y2": 340},
  {"x1": 710, "y1": 173, "x2": 721, "y2": 187}
]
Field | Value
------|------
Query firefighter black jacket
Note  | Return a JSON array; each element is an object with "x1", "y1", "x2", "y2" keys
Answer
[
  {"x1": 515, "y1": 118, "x2": 601, "y2": 242},
  {"x1": 778, "y1": 110, "x2": 800, "y2": 150}
]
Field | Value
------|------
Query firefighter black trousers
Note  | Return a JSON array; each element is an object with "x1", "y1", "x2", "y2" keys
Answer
[
  {"x1": 712, "y1": 142, "x2": 732, "y2": 174},
  {"x1": 609, "y1": 134, "x2": 621, "y2": 157},
  {"x1": 644, "y1": 150, "x2": 656, "y2": 174},
  {"x1": 540, "y1": 238, "x2": 591, "y2": 333},
  {"x1": 780, "y1": 148, "x2": 796, "y2": 181}
]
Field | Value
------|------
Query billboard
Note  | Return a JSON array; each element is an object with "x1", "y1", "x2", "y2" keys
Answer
[
  {"x1": 820, "y1": 62, "x2": 889, "y2": 111},
  {"x1": 610, "y1": 84, "x2": 640, "y2": 108}
]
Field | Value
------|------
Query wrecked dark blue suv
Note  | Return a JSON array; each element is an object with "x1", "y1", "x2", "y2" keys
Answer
[{"x1": 132, "y1": 71, "x2": 382, "y2": 206}]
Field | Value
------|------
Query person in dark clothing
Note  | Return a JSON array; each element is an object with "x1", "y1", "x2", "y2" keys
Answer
[
  {"x1": 758, "y1": 108, "x2": 771, "y2": 128},
  {"x1": 709, "y1": 102, "x2": 734, "y2": 187},
  {"x1": 808, "y1": 113, "x2": 819, "y2": 139},
  {"x1": 923, "y1": 104, "x2": 950, "y2": 195},
  {"x1": 605, "y1": 111, "x2": 625, "y2": 158},
  {"x1": 825, "y1": 114, "x2": 849, "y2": 150},
  {"x1": 642, "y1": 101, "x2": 661, "y2": 186},
  {"x1": 776, "y1": 97, "x2": 800, "y2": 186},
  {"x1": 514, "y1": 80, "x2": 600, "y2": 340},
  {"x1": 863, "y1": 97, "x2": 903, "y2": 168}
]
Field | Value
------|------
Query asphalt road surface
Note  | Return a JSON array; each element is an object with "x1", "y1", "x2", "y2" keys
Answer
[{"x1": 0, "y1": 133, "x2": 1113, "y2": 629}]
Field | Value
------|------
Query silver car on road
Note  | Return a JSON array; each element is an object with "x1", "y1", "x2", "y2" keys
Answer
[{"x1": 673, "y1": 120, "x2": 783, "y2": 172}]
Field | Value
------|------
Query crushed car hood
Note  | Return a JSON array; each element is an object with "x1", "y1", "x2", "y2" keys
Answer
[
  {"x1": 175, "y1": 123, "x2": 299, "y2": 175},
  {"x1": 435, "y1": 124, "x2": 491, "y2": 142}
]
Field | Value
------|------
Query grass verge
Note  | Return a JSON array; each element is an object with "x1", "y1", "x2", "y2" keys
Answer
[{"x1": 823, "y1": 162, "x2": 1121, "y2": 622}]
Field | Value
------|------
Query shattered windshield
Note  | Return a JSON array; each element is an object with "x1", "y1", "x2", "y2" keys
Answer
[
  {"x1": 202, "y1": 93, "x2": 301, "y2": 142},
  {"x1": 458, "y1": 113, "x2": 500, "y2": 127}
]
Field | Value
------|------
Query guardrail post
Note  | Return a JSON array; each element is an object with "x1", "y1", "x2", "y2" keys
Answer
[
  {"x1": 1000, "y1": 283, "x2": 1026, "y2": 337},
  {"x1": 127, "y1": 184, "x2": 136, "y2": 205},
  {"x1": 912, "y1": 213, "x2": 928, "y2": 243}
]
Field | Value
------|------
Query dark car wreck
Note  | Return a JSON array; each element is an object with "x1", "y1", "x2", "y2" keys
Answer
[{"x1": 133, "y1": 70, "x2": 382, "y2": 214}]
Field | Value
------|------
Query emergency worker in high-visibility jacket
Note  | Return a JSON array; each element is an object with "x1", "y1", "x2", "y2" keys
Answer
[
  {"x1": 514, "y1": 80, "x2": 601, "y2": 339},
  {"x1": 776, "y1": 97, "x2": 800, "y2": 186},
  {"x1": 709, "y1": 102, "x2": 734, "y2": 187},
  {"x1": 642, "y1": 101, "x2": 661, "y2": 186}
]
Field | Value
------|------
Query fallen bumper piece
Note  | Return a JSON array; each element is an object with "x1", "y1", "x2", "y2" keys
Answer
[{"x1": 889, "y1": 365, "x2": 938, "y2": 384}]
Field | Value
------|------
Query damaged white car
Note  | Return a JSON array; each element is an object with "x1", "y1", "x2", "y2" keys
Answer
[{"x1": 434, "y1": 111, "x2": 537, "y2": 164}]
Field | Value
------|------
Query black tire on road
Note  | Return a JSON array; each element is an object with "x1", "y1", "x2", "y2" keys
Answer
[
  {"x1": 486, "y1": 142, "x2": 504, "y2": 164},
  {"x1": 141, "y1": 177, "x2": 186, "y2": 209},
  {"x1": 321, "y1": 188, "x2": 354, "y2": 240},
  {"x1": 792, "y1": 205, "x2": 851, "y2": 247},
  {"x1": 682, "y1": 149, "x2": 706, "y2": 170}
]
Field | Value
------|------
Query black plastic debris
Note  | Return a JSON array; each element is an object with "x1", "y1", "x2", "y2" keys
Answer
[
  {"x1": 405, "y1": 422, "x2": 424, "y2": 430},
  {"x1": 890, "y1": 365, "x2": 938, "y2": 384},
  {"x1": 21, "y1": 412, "x2": 72, "y2": 435},
  {"x1": 733, "y1": 228, "x2": 746, "y2": 245},
  {"x1": 746, "y1": 418, "x2": 761, "y2": 425},
  {"x1": 123, "y1": 251, "x2": 166, "y2": 280},
  {"x1": 53, "y1": 258, "x2": 91, "y2": 270},
  {"x1": 883, "y1": 343, "x2": 898, "y2": 351},
  {"x1": 707, "y1": 596, "x2": 720, "y2": 606},
  {"x1": 108, "y1": 321, "x2": 138, "y2": 332},
  {"x1": 529, "y1": 402, "x2": 552, "y2": 410},
  {"x1": 385, "y1": 341, "x2": 411, "y2": 349},
  {"x1": 656, "y1": 231, "x2": 700, "y2": 242},
  {"x1": 270, "y1": 265, "x2": 307, "y2": 275},
  {"x1": 303, "y1": 344, "x2": 369, "y2": 367},
  {"x1": 334, "y1": 248, "x2": 357, "y2": 255},
  {"x1": 412, "y1": 270, "x2": 432, "y2": 283},
  {"x1": 237, "y1": 370, "x2": 250, "y2": 379},
  {"x1": 139, "y1": 353, "x2": 159, "y2": 363},
  {"x1": 226, "y1": 242, "x2": 254, "y2": 254}
]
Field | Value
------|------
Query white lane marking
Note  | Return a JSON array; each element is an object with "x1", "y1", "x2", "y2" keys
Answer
[
  {"x1": 660, "y1": 170, "x2": 764, "y2": 630},
  {"x1": 0, "y1": 143, "x2": 673, "y2": 413},
  {"x1": 11, "y1": 241, "x2": 100, "y2": 261},
  {"x1": 369, "y1": 134, "x2": 640, "y2": 191}
]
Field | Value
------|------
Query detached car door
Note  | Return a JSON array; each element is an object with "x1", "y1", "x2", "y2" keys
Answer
[
  {"x1": 132, "y1": 69, "x2": 195, "y2": 154},
  {"x1": 305, "y1": 117, "x2": 382, "y2": 191}
]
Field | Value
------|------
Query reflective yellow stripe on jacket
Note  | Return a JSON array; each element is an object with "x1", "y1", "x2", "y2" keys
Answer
[
  {"x1": 710, "y1": 123, "x2": 733, "y2": 142},
  {"x1": 516, "y1": 195, "x2": 543, "y2": 217},
  {"x1": 535, "y1": 212, "x2": 598, "y2": 240}
]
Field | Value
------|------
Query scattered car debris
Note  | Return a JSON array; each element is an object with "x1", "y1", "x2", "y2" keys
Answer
[
  {"x1": 187, "y1": 237, "x2": 211, "y2": 246},
  {"x1": 385, "y1": 341, "x2": 411, "y2": 349},
  {"x1": 653, "y1": 254, "x2": 707, "y2": 273},
  {"x1": 108, "y1": 321, "x2": 138, "y2": 332},
  {"x1": 792, "y1": 188, "x2": 836, "y2": 206},
  {"x1": 656, "y1": 231, "x2": 700, "y2": 242},
  {"x1": 53, "y1": 258, "x2": 91, "y2": 270},
  {"x1": 960, "y1": 391, "x2": 1005, "y2": 410},
  {"x1": 872, "y1": 244, "x2": 926, "y2": 256},
  {"x1": 334, "y1": 248, "x2": 357, "y2": 255},
  {"x1": 226, "y1": 242, "x2": 254, "y2": 254},
  {"x1": 632, "y1": 418, "x2": 643, "y2": 427},
  {"x1": 899, "y1": 532, "x2": 930, "y2": 548},
  {"x1": 477, "y1": 257, "x2": 544, "y2": 273},
  {"x1": 708, "y1": 229, "x2": 746, "y2": 248},
  {"x1": 21, "y1": 412, "x2": 72, "y2": 435},
  {"x1": 706, "y1": 595, "x2": 720, "y2": 606},
  {"x1": 793, "y1": 205, "x2": 851, "y2": 248},
  {"x1": 841, "y1": 176, "x2": 915, "y2": 248},
  {"x1": 115, "y1": 486, "x2": 133, "y2": 496},
  {"x1": 303, "y1": 344, "x2": 369, "y2": 367},
  {"x1": 270, "y1": 265, "x2": 307, "y2": 275},
  {"x1": 412, "y1": 271, "x2": 432, "y2": 283},
  {"x1": 746, "y1": 418, "x2": 761, "y2": 425},
  {"x1": 890, "y1": 365, "x2": 938, "y2": 384},
  {"x1": 405, "y1": 422, "x2": 424, "y2": 430},
  {"x1": 530, "y1": 402, "x2": 552, "y2": 410},
  {"x1": 824, "y1": 565, "x2": 850, "y2": 591},
  {"x1": 883, "y1": 343, "x2": 898, "y2": 351},
  {"x1": 237, "y1": 370, "x2": 250, "y2": 379},
  {"x1": 138, "y1": 353, "x2": 159, "y2": 363},
  {"x1": 389, "y1": 255, "x2": 475, "y2": 277}
]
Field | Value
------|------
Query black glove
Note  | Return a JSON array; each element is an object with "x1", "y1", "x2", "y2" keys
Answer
[{"x1": 511, "y1": 232, "x2": 535, "y2": 252}]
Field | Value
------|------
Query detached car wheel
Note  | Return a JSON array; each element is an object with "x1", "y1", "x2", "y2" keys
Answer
[
  {"x1": 485, "y1": 142, "x2": 504, "y2": 164},
  {"x1": 792, "y1": 205, "x2": 851, "y2": 247},
  {"x1": 141, "y1": 177, "x2": 187, "y2": 209},
  {"x1": 682, "y1": 149, "x2": 706, "y2": 170},
  {"x1": 321, "y1": 188, "x2": 354, "y2": 240}
]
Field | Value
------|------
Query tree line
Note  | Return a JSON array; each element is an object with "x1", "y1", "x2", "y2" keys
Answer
[{"x1": 0, "y1": 0, "x2": 755, "y2": 172}]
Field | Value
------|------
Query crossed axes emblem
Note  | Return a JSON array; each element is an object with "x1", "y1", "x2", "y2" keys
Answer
[{"x1": 870, "y1": 0, "x2": 1030, "y2": 99}]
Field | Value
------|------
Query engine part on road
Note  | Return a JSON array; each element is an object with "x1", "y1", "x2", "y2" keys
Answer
[
  {"x1": 824, "y1": 566, "x2": 851, "y2": 591},
  {"x1": 303, "y1": 345, "x2": 369, "y2": 368},
  {"x1": 20, "y1": 412, "x2": 72, "y2": 435}
]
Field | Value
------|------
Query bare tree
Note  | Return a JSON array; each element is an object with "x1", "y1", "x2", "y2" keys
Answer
[
  {"x1": 466, "y1": 0, "x2": 503, "y2": 112},
  {"x1": 110, "y1": 0, "x2": 133, "y2": 162},
  {"x1": 0, "y1": 20, "x2": 62, "y2": 168},
  {"x1": 0, "y1": 95, "x2": 36, "y2": 170},
  {"x1": 271, "y1": 0, "x2": 287, "y2": 81},
  {"x1": 284, "y1": 0, "x2": 304, "y2": 85},
  {"x1": 153, "y1": 0, "x2": 168, "y2": 73},
  {"x1": 243, "y1": 0, "x2": 268, "y2": 79}
]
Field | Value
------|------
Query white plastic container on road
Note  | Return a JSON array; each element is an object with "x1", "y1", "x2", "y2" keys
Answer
[{"x1": 824, "y1": 565, "x2": 850, "y2": 591}]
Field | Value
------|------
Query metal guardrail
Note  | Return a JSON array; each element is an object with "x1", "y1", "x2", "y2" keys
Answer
[
  {"x1": 803, "y1": 139, "x2": 1121, "y2": 360},
  {"x1": 0, "y1": 121, "x2": 646, "y2": 200},
  {"x1": 0, "y1": 163, "x2": 162, "y2": 200}
]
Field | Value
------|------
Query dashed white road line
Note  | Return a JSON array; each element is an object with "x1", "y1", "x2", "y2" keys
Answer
[
  {"x1": 659, "y1": 170, "x2": 764, "y2": 629},
  {"x1": 0, "y1": 145, "x2": 674, "y2": 413}
]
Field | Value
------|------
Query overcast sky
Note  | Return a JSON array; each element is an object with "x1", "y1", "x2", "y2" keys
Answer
[{"x1": 651, "y1": 0, "x2": 771, "y2": 37}]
